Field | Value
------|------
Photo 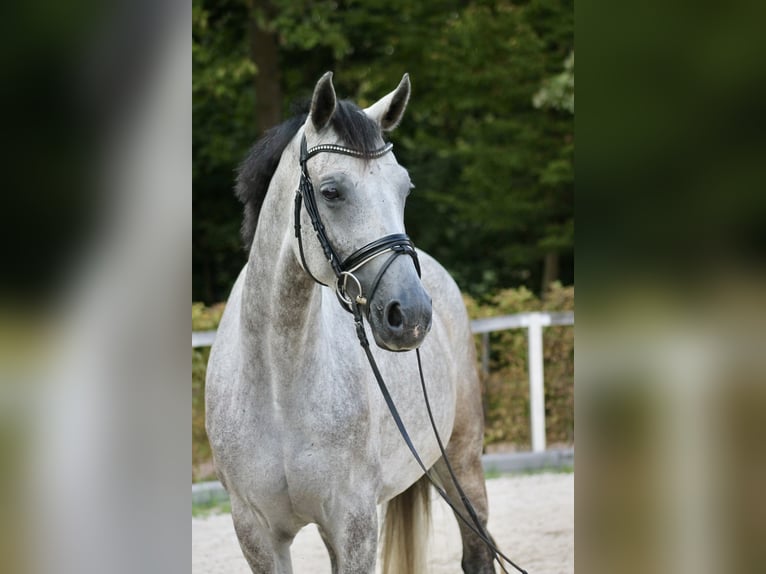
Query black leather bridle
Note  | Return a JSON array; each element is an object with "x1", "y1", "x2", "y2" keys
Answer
[
  {"x1": 293, "y1": 133, "x2": 420, "y2": 312},
  {"x1": 292, "y1": 131, "x2": 527, "y2": 574}
]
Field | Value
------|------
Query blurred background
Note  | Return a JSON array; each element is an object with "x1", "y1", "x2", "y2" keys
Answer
[
  {"x1": 0, "y1": 1, "x2": 189, "y2": 573},
  {"x1": 577, "y1": 0, "x2": 766, "y2": 572}
]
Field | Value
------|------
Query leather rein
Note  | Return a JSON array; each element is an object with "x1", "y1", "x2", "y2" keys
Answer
[{"x1": 293, "y1": 132, "x2": 527, "y2": 574}]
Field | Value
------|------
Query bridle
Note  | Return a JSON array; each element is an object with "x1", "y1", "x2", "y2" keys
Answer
[
  {"x1": 293, "y1": 132, "x2": 420, "y2": 312},
  {"x1": 292, "y1": 130, "x2": 528, "y2": 574}
]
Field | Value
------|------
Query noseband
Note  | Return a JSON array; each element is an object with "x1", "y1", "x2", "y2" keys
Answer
[{"x1": 293, "y1": 133, "x2": 420, "y2": 311}]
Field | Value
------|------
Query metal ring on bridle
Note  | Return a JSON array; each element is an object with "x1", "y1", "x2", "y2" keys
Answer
[{"x1": 337, "y1": 271, "x2": 366, "y2": 306}]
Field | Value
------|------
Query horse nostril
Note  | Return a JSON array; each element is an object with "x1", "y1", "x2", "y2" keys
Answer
[{"x1": 386, "y1": 302, "x2": 403, "y2": 328}]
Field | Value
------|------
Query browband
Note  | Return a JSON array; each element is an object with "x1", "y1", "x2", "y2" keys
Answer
[{"x1": 302, "y1": 138, "x2": 394, "y2": 163}]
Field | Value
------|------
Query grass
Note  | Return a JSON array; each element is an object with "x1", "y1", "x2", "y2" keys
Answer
[
  {"x1": 192, "y1": 498, "x2": 231, "y2": 518},
  {"x1": 484, "y1": 464, "x2": 574, "y2": 479},
  {"x1": 484, "y1": 467, "x2": 505, "y2": 480}
]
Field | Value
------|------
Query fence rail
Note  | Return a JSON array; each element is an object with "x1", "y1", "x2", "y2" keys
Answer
[
  {"x1": 193, "y1": 310, "x2": 573, "y2": 453},
  {"x1": 192, "y1": 330, "x2": 217, "y2": 348}
]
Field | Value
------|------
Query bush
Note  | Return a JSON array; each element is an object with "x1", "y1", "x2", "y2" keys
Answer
[{"x1": 191, "y1": 284, "x2": 574, "y2": 479}]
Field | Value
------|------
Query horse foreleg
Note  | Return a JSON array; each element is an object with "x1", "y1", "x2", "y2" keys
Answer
[
  {"x1": 316, "y1": 502, "x2": 378, "y2": 574},
  {"x1": 433, "y1": 443, "x2": 496, "y2": 573},
  {"x1": 230, "y1": 496, "x2": 295, "y2": 574}
]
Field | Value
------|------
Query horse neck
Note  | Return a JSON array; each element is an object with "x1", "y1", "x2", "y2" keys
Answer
[
  {"x1": 240, "y1": 144, "x2": 324, "y2": 345},
  {"x1": 243, "y1": 233, "x2": 321, "y2": 331}
]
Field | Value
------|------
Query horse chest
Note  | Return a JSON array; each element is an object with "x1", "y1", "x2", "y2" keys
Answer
[
  {"x1": 244, "y1": 350, "x2": 370, "y2": 445},
  {"x1": 285, "y1": 374, "x2": 371, "y2": 447},
  {"x1": 243, "y1": 372, "x2": 377, "y2": 515}
]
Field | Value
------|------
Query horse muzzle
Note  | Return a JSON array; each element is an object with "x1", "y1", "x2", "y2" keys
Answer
[{"x1": 368, "y1": 287, "x2": 433, "y2": 352}]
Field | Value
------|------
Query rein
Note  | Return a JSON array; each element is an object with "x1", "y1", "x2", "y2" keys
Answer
[
  {"x1": 351, "y1": 302, "x2": 526, "y2": 574},
  {"x1": 293, "y1": 133, "x2": 527, "y2": 574}
]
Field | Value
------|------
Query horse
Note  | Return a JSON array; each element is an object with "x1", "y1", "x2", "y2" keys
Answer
[{"x1": 205, "y1": 72, "x2": 495, "y2": 574}]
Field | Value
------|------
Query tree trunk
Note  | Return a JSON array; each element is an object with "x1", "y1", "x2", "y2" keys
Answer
[
  {"x1": 541, "y1": 251, "x2": 559, "y2": 293},
  {"x1": 249, "y1": 4, "x2": 281, "y2": 135}
]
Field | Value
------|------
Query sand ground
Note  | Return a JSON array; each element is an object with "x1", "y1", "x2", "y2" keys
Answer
[{"x1": 192, "y1": 472, "x2": 573, "y2": 574}]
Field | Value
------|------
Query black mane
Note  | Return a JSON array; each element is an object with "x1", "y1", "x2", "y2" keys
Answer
[{"x1": 235, "y1": 99, "x2": 383, "y2": 250}]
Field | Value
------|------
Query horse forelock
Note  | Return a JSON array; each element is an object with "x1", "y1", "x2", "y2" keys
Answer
[
  {"x1": 328, "y1": 99, "x2": 384, "y2": 156},
  {"x1": 235, "y1": 99, "x2": 384, "y2": 251}
]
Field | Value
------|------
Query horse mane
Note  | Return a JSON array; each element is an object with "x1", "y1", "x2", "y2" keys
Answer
[{"x1": 235, "y1": 99, "x2": 384, "y2": 251}]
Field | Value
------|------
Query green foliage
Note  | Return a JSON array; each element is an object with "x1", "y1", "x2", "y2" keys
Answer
[
  {"x1": 259, "y1": 0, "x2": 352, "y2": 58},
  {"x1": 534, "y1": 51, "x2": 575, "y2": 114},
  {"x1": 193, "y1": 0, "x2": 259, "y2": 301},
  {"x1": 192, "y1": 302, "x2": 226, "y2": 331},
  {"x1": 193, "y1": 0, "x2": 256, "y2": 175},
  {"x1": 402, "y1": 0, "x2": 574, "y2": 295}
]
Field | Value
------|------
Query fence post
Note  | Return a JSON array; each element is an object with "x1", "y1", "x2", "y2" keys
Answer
[{"x1": 527, "y1": 313, "x2": 546, "y2": 453}]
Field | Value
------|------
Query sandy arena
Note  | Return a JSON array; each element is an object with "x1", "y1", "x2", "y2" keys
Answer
[{"x1": 192, "y1": 472, "x2": 573, "y2": 574}]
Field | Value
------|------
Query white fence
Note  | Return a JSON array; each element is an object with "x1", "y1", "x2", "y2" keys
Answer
[
  {"x1": 193, "y1": 310, "x2": 573, "y2": 454},
  {"x1": 471, "y1": 311, "x2": 574, "y2": 452}
]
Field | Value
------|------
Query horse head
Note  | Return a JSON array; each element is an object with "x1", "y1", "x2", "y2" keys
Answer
[{"x1": 295, "y1": 72, "x2": 432, "y2": 352}]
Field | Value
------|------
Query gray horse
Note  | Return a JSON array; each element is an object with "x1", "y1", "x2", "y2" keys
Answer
[{"x1": 206, "y1": 72, "x2": 495, "y2": 574}]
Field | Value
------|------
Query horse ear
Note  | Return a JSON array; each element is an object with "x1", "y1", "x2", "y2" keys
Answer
[
  {"x1": 310, "y1": 71, "x2": 337, "y2": 131},
  {"x1": 364, "y1": 73, "x2": 411, "y2": 131}
]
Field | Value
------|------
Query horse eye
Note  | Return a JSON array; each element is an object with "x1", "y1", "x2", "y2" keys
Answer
[{"x1": 321, "y1": 187, "x2": 340, "y2": 200}]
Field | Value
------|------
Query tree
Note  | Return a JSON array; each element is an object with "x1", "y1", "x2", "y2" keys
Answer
[
  {"x1": 395, "y1": 0, "x2": 574, "y2": 295},
  {"x1": 193, "y1": 0, "x2": 256, "y2": 301},
  {"x1": 534, "y1": 50, "x2": 574, "y2": 291}
]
